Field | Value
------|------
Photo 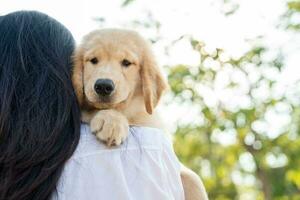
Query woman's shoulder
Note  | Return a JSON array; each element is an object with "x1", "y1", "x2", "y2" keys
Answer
[
  {"x1": 53, "y1": 124, "x2": 184, "y2": 200},
  {"x1": 72, "y1": 123, "x2": 173, "y2": 158}
]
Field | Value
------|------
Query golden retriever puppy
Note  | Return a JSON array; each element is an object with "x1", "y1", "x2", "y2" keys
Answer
[{"x1": 72, "y1": 28, "x2": 208, "y2": 200}]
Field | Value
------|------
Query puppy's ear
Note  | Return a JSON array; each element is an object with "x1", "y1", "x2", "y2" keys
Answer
[
  {"x1": 72, "y1": 47, "x2": 85, "y2": 106},
  {"x1": 141, "y1": 47, "x2": 168, "y2": 115}
]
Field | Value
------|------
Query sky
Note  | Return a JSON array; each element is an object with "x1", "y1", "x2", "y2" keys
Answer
[
  {"x1": 1, "y1": 0, "x2": 299, "y2": 133},
  {"x1": 1, "y1": 0, "x2": 296, "y2": 63}
]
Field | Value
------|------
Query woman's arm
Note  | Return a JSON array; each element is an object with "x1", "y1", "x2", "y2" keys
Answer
[{"x1": 181, "y1": 165, "x2": 209, "y2": 200}]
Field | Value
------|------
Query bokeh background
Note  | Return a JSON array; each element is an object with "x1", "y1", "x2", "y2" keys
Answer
[{"x1": 1, "y1": 0, "x2": 300, "y2": 199}]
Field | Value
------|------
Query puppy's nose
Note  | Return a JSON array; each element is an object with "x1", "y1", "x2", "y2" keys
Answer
[{"x1": 94, "y1": 79, "x2": 115, "y2": 96}]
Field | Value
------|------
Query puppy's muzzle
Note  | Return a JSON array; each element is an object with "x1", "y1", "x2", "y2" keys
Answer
[{"x1": 94, "y1": 79, "x2": 115, "y2": 96}]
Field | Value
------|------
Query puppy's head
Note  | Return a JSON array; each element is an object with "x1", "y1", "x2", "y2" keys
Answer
[{"x1": 72, "y1": 29, "x2": 167, "y2": 114}]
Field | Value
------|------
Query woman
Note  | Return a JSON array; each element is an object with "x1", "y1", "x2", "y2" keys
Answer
[
  {"x1": 0, "y1": 10, "x2": 201, "y2": 200},
  {"x1": 0, "y1": 11, "x2": 81, "y2": 200}
]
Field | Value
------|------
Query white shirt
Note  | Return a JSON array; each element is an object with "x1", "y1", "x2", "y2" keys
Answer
[{"x1": 52, "y1": 124, "x2": 185, "y2": 200}]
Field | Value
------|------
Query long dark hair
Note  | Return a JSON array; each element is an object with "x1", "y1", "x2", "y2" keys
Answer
[{"x1": 0, "y1": 11, "x2": 81, "y2": 200}]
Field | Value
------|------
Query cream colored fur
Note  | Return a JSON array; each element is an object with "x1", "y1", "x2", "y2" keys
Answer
[{"x1": 72, "y1": 28, "x2": 208, "y2": 200}]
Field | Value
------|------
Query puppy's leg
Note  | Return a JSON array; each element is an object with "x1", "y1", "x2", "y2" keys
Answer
[
  {"x1": 81, "y1": 110, "x2": 98, "y2": 123},
  {"x1": 180, "y1": 165, "x2": 209, "y2": 200},
  {"x1": 90, "y1": 109, "x2": 129, "y2": 146}
]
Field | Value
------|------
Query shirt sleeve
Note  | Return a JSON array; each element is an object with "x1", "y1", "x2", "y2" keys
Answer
[
  {"x1": 160, "y1": 134, "x2": 184, "y2": 199},
  {"x1": 162, "y1": 134, "x2": 182, "y2": 172}
]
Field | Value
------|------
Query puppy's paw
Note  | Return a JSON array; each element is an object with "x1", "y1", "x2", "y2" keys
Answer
[{"x1": 90, "y1": 110, "x2": 129, "y2": 146}]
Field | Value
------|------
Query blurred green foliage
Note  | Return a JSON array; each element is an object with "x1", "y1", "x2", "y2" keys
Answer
[
  {"x1": 282, "y1": 0, "x2": 300, "y2": 30},
  {"x1": 121, "y1": 0, "x2": 300, "y2": 199},
  {"x1": 168, "y1": 2, "x2": 300, "y2": 199},
  {"x1": 170, "y1": 41, "x2": 300, "y2": 199}
]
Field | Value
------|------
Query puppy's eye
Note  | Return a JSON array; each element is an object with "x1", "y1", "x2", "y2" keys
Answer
[
  {"x1": 121, "y1": 59, "x2": 132, "y2": 67},
  {"x1": 90, "y1": 57, "x2": 98, "y2": 64}
]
